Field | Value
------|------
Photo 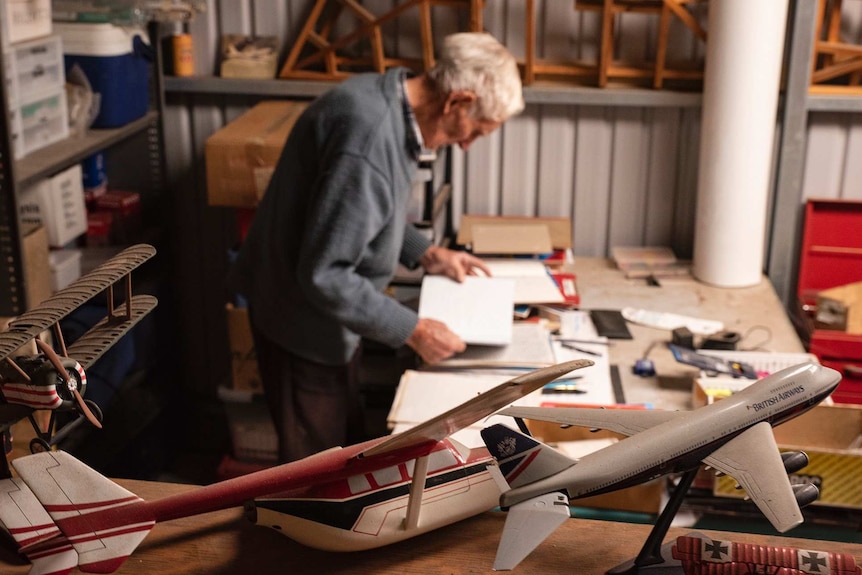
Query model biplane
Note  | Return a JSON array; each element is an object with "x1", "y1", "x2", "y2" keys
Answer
[
  {"x1": 0, "y1": 359, "x2": 591, "y2": 575},
  {"x1": 0, "y1": 244, "x2": 157, "y2": 475}
]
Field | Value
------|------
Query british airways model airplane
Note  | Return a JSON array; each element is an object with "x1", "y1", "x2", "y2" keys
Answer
[
  {"x1": 481, "y1": 362, "x2": 842, "y2": 570},
  {"x1": 0, "y1": 359, "x2": 592, "y2": 575}
]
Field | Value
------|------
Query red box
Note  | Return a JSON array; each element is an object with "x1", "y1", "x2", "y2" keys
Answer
[
  {"x1": 93, "y1": 190, "x2": 142, "y2": 243},
  {"x1": 86, "y1": 211, "x2": 113, "y2": 247},
  {"x1": 796, "y1": 199, "x2": 862, "y2": 404}
]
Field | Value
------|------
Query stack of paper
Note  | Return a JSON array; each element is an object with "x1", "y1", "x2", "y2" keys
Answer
[
  {"x1": 611, "y1": 246, "x2": 690, "y2": 279},
  {"x1": 484, "y1": 259, "x2": 571, "y2": 305}
]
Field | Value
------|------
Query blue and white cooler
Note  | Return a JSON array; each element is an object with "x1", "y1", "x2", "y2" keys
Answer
[{"x1": 54, "y1": 22, "x2": 151, "y2": 129}]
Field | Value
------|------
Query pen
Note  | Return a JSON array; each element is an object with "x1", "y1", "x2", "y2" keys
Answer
[
  {"x1": 542, "y1": 383, "x2": 586, "y2": 394},
  {"x1": 561, "y1": 342, "x2": 601, "y2": 357},
  {"x1": 554, "y1": 338, "x2": 612, "y2": 346}
]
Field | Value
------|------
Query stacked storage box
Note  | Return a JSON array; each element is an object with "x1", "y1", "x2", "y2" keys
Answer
[
  {"x1": 17, "y1": 163, "x2": 87, "y2": 249},
  {"x1": 3, "y1": 7, "x2": 69, "y2": 158}
]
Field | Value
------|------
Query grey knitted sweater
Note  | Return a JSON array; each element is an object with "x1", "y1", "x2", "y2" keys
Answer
[{"x1": 229, "y1": 68, "x2": 432, "y2": 365}]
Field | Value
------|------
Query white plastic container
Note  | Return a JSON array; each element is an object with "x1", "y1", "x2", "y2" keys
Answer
[
  {"x1": 4, "y1": 34, "x2": 64, "y2": 106},
  {"x1": 9, "y1": 88, "x2": 69, "y2": 159},
  {"x1": 18, "y1": 164, "x2": 87, "y2": 247}
]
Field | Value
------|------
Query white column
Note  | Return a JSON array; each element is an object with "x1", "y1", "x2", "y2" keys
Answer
[{"x1": 692, "y1": 0, "x2": 789, "y2": 287}]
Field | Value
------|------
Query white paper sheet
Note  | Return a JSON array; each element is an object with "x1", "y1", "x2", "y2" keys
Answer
[{"x1": 418, "y1": 275, "x2": 514, "y2": 345}]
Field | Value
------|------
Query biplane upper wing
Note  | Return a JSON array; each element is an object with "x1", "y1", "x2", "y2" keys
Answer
[
  {"x1": 64, "y1": 295, "x2": 158, "y2": 371},
  {"x1": 0, "y1": 244, "x2": 155, "y2": 364},
  {"x1": 359, "y1": 359, "x2": 594, "y2": 458}
]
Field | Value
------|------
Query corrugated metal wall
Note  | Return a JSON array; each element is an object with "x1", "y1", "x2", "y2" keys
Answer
[{"x1": 159, "y1": 0, "x2": 862, "y2": 392}]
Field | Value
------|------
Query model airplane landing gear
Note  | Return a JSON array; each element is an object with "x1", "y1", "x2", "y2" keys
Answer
[
  {"x1": 607, "y1": 468, "x2": 699, "y2": 575},
  {"x1": 26, "y1": 399, "x2": 104, "y2": 455}
]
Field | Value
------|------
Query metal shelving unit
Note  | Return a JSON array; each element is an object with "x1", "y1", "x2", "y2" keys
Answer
[
  {"x1": 164, "y1": 74, "x2": 705, "y2": 108},
  {"x1": 0, "y1": 22, "x2": 165, "y2": 316},
  {"x1": 0, "y1": 52, "x2": 25, "y2": 316},
  {"x1": 15, "y1": 112, "x2": 159, "y2": 190}
]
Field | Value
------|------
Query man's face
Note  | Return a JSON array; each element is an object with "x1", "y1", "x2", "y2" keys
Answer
[{"x1": 427, "y1": 92, "x2": 502, "y2": 151}]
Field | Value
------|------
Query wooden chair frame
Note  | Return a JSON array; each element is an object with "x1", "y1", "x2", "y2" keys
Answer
[
  {"x1": 279, "y1": 0, "x2": 483, "y2": 80},
  {"x1": 810, "y1": 0, "x2": 862, "y2": 93},
  {"x1": 531, "y1": 0, "x2": 706, "y2": 89}
]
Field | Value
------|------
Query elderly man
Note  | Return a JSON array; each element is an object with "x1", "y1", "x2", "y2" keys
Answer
[{"x1": 229, "y1": 32, "x2": 524, "y2": 462}]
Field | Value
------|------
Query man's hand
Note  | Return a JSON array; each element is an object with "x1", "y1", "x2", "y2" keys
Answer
[
  {"x1": 419, "y1": 246, "x2": 491, "y2": 282},
  {"x1": 406, "y1": 318, "x2": 466, "y2": 364}
]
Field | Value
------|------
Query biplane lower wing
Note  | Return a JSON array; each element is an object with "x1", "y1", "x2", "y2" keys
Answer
[{"x1": 65, "y1": 295, "x2": 158, "y2": 371}]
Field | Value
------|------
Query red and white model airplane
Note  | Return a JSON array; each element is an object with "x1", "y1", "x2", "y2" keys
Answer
[{"x1": 0, "y1": 359, "x2": 592, "y2": 575}]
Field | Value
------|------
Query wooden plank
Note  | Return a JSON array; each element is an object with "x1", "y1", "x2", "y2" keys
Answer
[
  {"x1": 5, "y1": 478, "x2": 860, "y2": 575},
  {"x1": 523, "y1": 0, "x2": 536, "y2": 84},
  {"x1": 280, "y1": 0, "x2": 329, "y2": 76}
]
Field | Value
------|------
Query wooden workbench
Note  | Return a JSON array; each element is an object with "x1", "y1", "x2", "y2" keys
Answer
[
  {"x1": 573, "y1": 257, "x2": 807, "y2": 410},
  {"x1": 2, "y1": 478, "x2": 859, "y2": 575}
]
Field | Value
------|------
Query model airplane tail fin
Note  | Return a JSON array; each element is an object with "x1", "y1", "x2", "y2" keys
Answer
[
  {"x1": 0, "y1": 476, "x2": 78, "y2": 575},
  {"x1": 481, "y1": 423, "x2": 576, "y2": 489},
  {"x1": 11, "y1": 451, "x2": 154, "y2": 574},
  {"x1": 493, "y1": 492, "x2": 571, "y2": 571}
]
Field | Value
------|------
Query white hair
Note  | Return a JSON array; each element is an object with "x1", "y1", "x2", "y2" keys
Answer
[{"x1": 427, "y1": 32, "x2": 524, "y2": 123}]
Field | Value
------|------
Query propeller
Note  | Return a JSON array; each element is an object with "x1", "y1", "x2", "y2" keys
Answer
[{"x1": 34, "y1": 338, "x2": 102, "y2": 429}]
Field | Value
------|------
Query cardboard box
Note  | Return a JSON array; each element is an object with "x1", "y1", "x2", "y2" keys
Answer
[
  {"x1": 21, "y1": 223, "x2": 51, "y2": 308},
  {"x1": 524, "y1": 418, "x2": 664, "y2": 515},
  {"x1": 205, "y1": 101, "x2": 308, "y2": 207},
  {"x1": 713, "y1": 404, "x2": 862, "y2": 510},
  {"x1": 219, "y1": 34, "x2": 277, "y2": 79},
  {"x1": 457, "y1": 215, "x2": 572, "y2": 251},
  {"x1": 816, "y1": 281, "x2": 862, "y2": 334},
  {"x1": 218, "y1": 386, "x2": 277, "y2": 463},
  {"x1": 225, "y1": 303, "x2": 262, "y2": 392}
]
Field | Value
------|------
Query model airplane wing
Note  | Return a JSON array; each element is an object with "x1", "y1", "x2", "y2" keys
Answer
[
  {"x1": 499, "y1": 405, "x2": 682, "y2": 437},
  {"x1": 0, "y1": 244, "x2": 155, "y2": 364},
  {"x1": 0, "y1": 476, "x2": 78, "y2": 575},
  {"x1": 11, "y1": 451, "x2": 152, "y2": 575},
  {"x1": 702, "y1": 421, "x2": 803, "y2": 533},
  {"x1": 360, "y1": 359, "x2": 594, "y2": 458},
  {"x1": 64, "y1": 295, "x2": 158, "y2": 370}
]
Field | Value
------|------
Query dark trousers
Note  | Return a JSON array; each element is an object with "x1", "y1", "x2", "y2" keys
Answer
[{"x1": 250, "y1": 325, "x2": 366, "y2": 463}]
